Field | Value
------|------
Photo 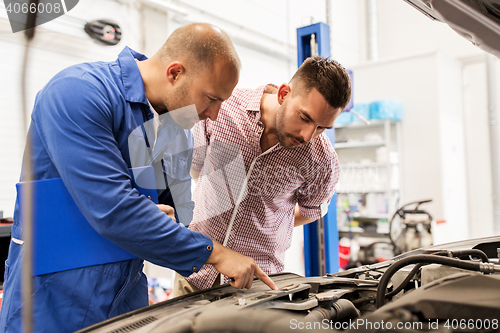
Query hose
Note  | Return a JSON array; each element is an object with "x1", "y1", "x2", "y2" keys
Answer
[
  {"x1": 304, "y1": 299, "x2": 360, "y2": 322},
  {"x1": 450, "y1": 249, "x2": 489, "y2": 263},
  {"x1": 376, "y1": 254, "x2": 499, "y2": 308},
  {"x1": 384, "y1": 249, "x2": 490, "y2": 301},
  {"x1": 385, "y1": 263, "x2": 423, "y2": 299},
  {"x1": 332, "y1": 299, "x2": 361, "y2": 320},
  {"x1": 351, "y1": 295, "x2": 375, "y2": 307}
]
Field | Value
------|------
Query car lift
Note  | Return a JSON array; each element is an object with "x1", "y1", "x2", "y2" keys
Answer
[{"x1": 297, "y1": 22, "x2": 352, "y2": 276}]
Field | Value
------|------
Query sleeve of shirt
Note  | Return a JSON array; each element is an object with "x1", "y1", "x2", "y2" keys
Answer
[
  {"x1": 296, "y1": 148, "x2": 340, "y2": 220},
  {"x1": 34, "y1": 74, "x2": 211, "y2": 277},
  {"x1": 191, "y1": 120, "x2": 211, "y2": 171}
]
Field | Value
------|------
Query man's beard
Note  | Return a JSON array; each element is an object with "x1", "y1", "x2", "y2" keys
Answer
[
  {"x1": 275, "y1": 102, "x2": 302, "y2": 150},
  {"x1": 168, "y1": 81, "x2": 200, "y2": 129}
]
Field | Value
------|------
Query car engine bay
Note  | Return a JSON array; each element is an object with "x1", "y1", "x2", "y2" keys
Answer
[{"x1": 77, "y1": 236, "x2": 500, "y2": 333}]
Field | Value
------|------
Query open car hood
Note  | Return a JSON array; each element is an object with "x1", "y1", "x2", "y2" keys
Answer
[{"x1": 404, "y1": 0, "x2": 500, "y2": 57}]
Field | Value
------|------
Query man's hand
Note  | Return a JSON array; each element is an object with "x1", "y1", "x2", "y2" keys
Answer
[
  {"x1": 206, "y1": 241, "x2": 278, "y2": 291},
  {"x1": 156, "y1": 204, "x2": 176, "y2": 222},
  {"x1": 264, "y1": 84, "x2": 278, "y2": 94}
]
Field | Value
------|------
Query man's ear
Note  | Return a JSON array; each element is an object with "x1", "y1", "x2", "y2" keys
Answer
[
  {"x1": 277, "y1": 83, "x2": 291, "y2": 105},
  {"x1": 166, "y1": 61, "x2": 185, "y2": 85}
]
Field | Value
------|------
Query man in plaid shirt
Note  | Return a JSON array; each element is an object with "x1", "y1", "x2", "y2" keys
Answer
[{"x1": 173, "y1": 57, "x2": 351, "y2": 295}]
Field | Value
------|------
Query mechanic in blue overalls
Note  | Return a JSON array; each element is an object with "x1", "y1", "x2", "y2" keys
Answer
[{"x1": 0, "y1": 23, "x2": 277, "y2": 333}]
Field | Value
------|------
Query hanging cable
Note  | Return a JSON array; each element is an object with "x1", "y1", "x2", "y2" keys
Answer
[{"x1": 21, "y1": 2, "x2": 39, "y2": 332}]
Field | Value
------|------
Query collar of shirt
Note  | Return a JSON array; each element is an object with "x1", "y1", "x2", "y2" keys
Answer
[
  {"x1": 243, "y1": 84, "x2": 281, "y2": 154},
  {"x1": 117, "y1": 46, "x2": 149, "y2": 105},
  {"x1": 152, "y1": 112, "x2": 189, "y2": 160},
  {"x1": 149, "y1": 103, "x2": 162, "y2": 150}
]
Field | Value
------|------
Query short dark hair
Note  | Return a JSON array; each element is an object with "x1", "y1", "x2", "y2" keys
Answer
[
  {"x1": 290, "y1": 56, "x2": 351, "y2": 110},
  {"x1": 157, "y1": 23, "x2": 241, "y2": 74}
]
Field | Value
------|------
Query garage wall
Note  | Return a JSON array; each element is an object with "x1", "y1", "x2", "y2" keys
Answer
[
  {"x1": 329, "y1": 0, "x2": 365, "y2": 66},
  {"x1": 435, "y1": 53, "x2": 469, "y2": 243},
  {"x1": 373, "y1": 0, "x2": 500, "y2": 239},
  {"x1": 462, "y1": 59, "x2": 499, "y2": 238},
  {"x1": 351, "y1": 51, "x2": 470, "y2": 244},
  {"x1": 158, "y1": 0, "x2": 364, "y2": 87},
  {"x1": 376, "y1": 0, "x2": 481, "y2": 60},
  {"x1": 351, "y1": 53, "x2": 440, "y2": 229},
  {"x1": 0, "y1": 1, "x2": 129, "y2": 219}
]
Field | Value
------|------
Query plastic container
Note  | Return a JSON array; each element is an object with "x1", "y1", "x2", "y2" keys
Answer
[
  {"x1": 351, "y1": 103, "x2": 370, "y2": 123},
  {"x1": 339, "y1": 237, "x2": 351, "y2": 268},
  {"x1": 335, "y1": 111, "x2": 353, "y2": 125},
  {"x1": 369, "y1": 100, "x2": 403, "y2": 120}
]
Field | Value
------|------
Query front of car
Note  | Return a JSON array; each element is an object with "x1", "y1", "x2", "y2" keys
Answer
[{"x1": 76, "y1": 236, "x2": 500, "y2": 333}]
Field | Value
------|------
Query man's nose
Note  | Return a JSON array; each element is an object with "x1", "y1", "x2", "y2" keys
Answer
[
  {"x1": 206, "y1": 102, "x2": 222, "y2": 121},
  {"x1": 300, "y1": 124, "x2": 317, "y2": 144}
]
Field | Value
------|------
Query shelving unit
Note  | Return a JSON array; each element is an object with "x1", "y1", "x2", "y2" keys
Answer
[
  {"x1": 335, "y1": 119, "x2": 403, "y2": 240},
  {"x1": 335, "y1": 141, "x2": 386, "y2": 149},
  {"x1": 339, "y1": 162, "x2": 387, "y2": 169}
]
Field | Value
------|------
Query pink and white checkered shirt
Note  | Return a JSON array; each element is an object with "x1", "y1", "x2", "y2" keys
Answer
[{"x1": 187, "y1": 85, "x2": 340, "y2": 289}]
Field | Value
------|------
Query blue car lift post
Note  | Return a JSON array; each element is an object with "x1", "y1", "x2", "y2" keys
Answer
[{"x1": 297, "y1": 22, "x2": 340, "y2": 277}]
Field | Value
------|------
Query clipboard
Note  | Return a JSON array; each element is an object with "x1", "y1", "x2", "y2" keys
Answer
[{"x1": 16, "y1": 166, "x2": 158, "y2": 276}]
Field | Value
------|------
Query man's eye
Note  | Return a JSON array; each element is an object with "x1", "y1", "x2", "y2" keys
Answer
[{"x1": 208, "y1": 96, "x2": 216, "y2": 102}]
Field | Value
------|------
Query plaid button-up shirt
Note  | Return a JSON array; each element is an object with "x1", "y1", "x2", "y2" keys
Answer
[{"x1": 187, "y1": 85, "x2": 340, "y2": 289}]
